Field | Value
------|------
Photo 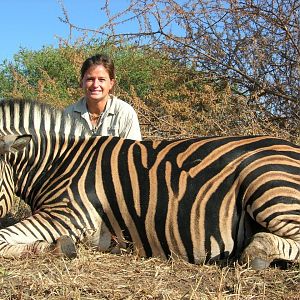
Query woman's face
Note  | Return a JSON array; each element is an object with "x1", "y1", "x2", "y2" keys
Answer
[{"x1": 81, "y1": 64, "x2": 115, "y2": 103}]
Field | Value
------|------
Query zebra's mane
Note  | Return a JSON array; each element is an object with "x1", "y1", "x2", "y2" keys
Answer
[{"x1": 0, "y1": 98, "x2": 90, "y2": 137}]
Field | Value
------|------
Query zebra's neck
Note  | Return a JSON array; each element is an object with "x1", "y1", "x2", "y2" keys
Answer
[
  {"x1": 0, "y1": 98, "x2": 91, "y2": 208},
  {"x1": 11, "y1": 133, "x2": 83, "y2": 207}
]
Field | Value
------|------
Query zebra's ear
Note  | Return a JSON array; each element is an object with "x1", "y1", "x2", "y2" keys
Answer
[
  {"x1": 11, "y1": 135, "x2": 32, "y2": 153},
  {"x1": 0, "y1": 134, "x2": 32, "y2": 154}
]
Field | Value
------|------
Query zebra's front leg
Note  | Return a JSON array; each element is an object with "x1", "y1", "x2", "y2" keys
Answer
[
  {"x1": 0, "y1": 236, "x2": 77, "y2": 258},
  {"x1": 0, "y1": 235, "x2": 77, "y2": 259},
  {"x1": 0, "y1": 215, "x2": 78, "y2": 258},
  {"x1": 48, "y1": 235, "x2": 77, "y2": 258},
  {"x1": 240, "y1": 232, "x2": 300, "y2": 270}
]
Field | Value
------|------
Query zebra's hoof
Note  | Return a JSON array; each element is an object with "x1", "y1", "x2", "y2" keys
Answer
[
  {"x1": 55, "y1": 235, "x2": 77, "y2": 259},
  {"x1": 249, "y1": 257, "x2": 271, "y2": 270}
]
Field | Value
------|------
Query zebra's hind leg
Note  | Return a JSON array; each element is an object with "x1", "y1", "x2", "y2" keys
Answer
[{"x1": 240, "y1": 232, "x2": 300, "y2": 270}]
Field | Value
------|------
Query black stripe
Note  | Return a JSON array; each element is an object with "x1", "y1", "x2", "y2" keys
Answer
[
  {"x1": 101, "y1": 137, "x2": 133, "y2": 243},
  {"x1": 247, "y1": 179, "x2": 300, "y2": 209},
  {"x1": 117, "y1": 140, "x2": 153, "y2": 256}
]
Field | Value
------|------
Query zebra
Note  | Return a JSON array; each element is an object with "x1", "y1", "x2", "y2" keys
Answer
[{"x1": 0, "y1": 99, "x2": 300, "y2": 269}]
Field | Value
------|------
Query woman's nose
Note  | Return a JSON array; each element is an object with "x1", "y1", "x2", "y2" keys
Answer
[{"x1": 93, "y1": 79, "x2": 100, "y2": 86}]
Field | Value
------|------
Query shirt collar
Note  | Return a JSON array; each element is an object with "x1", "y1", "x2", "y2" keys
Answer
[{"x1": 74, "y1": 96, "x2": 116, "y2": 116}]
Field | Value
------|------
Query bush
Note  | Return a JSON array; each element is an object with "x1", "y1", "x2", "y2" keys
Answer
[{"x1": 0, "y1": 43, "x2": 295, "y2": 142}]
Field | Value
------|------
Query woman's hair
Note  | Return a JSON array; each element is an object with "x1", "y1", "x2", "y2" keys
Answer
[{"x1": 80, "y1": 54, "x2": 115, "y2": 80}]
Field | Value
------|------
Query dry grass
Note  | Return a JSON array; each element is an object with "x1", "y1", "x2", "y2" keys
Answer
[{"x1": 0, "y1": 246, "x2": 299, "y2": 300}]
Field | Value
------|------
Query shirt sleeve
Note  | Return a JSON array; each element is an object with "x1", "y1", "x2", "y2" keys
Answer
[{"x1": 64, "y1": 104, "x2": 74, "y2": 114}]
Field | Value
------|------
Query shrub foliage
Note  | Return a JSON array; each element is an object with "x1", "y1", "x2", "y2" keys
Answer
[{"x1": 0, "y1": 43, "x2": 297, "y2": 142}]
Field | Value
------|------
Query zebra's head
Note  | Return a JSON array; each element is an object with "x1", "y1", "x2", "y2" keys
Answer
[{"x1": 0, "y1": 134, "x2": 31, "y2": 218}]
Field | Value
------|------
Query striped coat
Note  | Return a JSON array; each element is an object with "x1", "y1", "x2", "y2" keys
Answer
[{"x1": 0, "y1": 99, "x2": 300, "y2": 269}]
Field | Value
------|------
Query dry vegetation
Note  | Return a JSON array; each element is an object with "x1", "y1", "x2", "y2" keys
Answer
[{"x1": 1, "y1": 246, "x2": 300, "y2": 300}]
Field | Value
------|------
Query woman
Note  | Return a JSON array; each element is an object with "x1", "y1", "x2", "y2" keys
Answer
[{"x1": 65, "y1": 54, "x2": 142, "y2": 140}]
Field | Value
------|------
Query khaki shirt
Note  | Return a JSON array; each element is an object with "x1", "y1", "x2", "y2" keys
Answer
[{"x1": 64, "y1": 96, "x2": 142, "y2": 140}]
